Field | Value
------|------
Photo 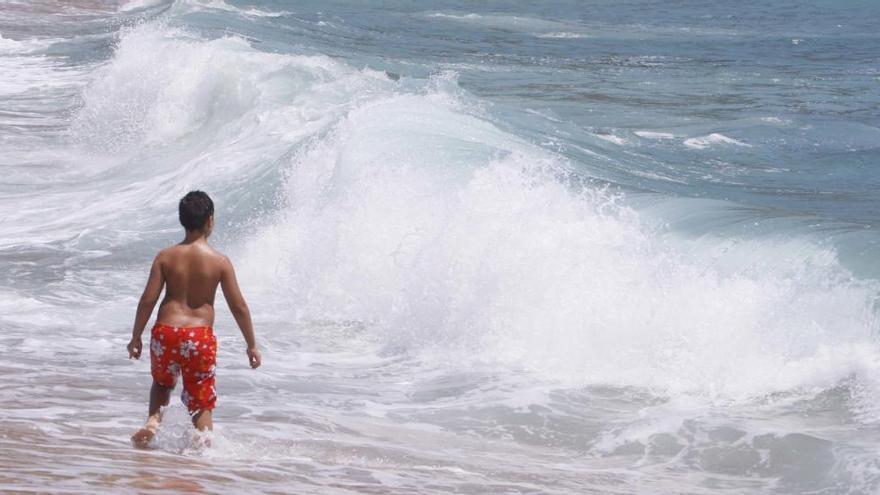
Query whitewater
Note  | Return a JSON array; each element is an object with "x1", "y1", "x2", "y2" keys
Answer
[{"x1": 2, "y1": 0, "x2": 880, "y2": 493}]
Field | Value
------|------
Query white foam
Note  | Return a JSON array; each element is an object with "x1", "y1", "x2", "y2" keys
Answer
[
  {"x1": 240, "y1": 8, "x2": 290, "y2": 18},
  {"x1": 176, "y1": 0, "x2": 290, "y2": 18},
  {"x1": 71, "y1": 24, "x2": 348, "y2": 152},
  {"x1": 760, "y1": 116, "x2": 791, "y2": 125},
  {"x1": 537, "y1": 32, "x2": 588, "y2": 39},
  {"x1": 0, "y1": 31, "x2": 23, "y2": 53},
  {"x1": 235, "y1": 81, "x2": 880, "y2": 402},
  {"x1": 117, "y1": 0, "x2": 166, "y2": 12},
  {"x1": 684, "y1": 132, "x2": 752, "y2": 150},
  {"x1": 635, "y1": 131, "x2": 675, "y2": 140},
  {"x1": 427, "y1": 13, "x2": 487, "y2": 21},
  {"x1": 0, "y1": 31, "x2": 57, "y2": 55},
  {"x1": 595, "y1": 133, "x2": 627, "y2": 145}
]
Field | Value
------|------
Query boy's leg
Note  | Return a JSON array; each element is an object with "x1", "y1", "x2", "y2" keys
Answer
[
  {"x1": 131, "y1": 380, "x2": 172, "y2": 448},
  {"x1": 190, "y1": 410, "x2": 213, "y2": 449},
  {"x1": 192, "y1": 410, "x2": 213, "y2": 431},
  {"x1": 180, "y1": 326, "x2": 217, "y2": 444},
  {"x1": 147, "y1": 380, "x2": 173, "y2": 423}
]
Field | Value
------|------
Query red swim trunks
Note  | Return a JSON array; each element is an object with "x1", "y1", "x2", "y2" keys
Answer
[{"x1": 150, "y1": 323, "x2": 217, "y2": 413}]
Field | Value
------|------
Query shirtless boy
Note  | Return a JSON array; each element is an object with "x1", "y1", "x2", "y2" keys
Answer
[{"x1": 126, "y1": 190, "x2": 261, "y2": 448}]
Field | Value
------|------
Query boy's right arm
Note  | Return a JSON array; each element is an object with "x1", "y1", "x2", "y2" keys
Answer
[
  {"x1": 128, "y1": 253, "x2": 165, "y2": 359},
  {"x1": 220, "y1": 255, "x2": 261, "y2": 369}
]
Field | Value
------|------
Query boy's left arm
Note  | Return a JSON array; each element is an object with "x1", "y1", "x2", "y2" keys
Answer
[{"x1": 127, "y1": 254, "x2": 165, "y2": 359}]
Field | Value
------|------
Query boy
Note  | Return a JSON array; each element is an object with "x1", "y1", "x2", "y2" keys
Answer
[{"x1": 126, "y1": 190, "x2": 261, "y2": 448}]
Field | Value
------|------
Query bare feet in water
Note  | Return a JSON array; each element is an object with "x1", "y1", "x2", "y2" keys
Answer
[
  {"x1": 190, "y1": 430, "x2": 213, "y2": 450},
  {"x1": 131, "y1": 426, "x2": 157, "y2": 449}
]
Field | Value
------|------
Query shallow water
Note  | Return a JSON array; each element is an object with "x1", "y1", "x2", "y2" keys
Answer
[{"x1": 2, "y1": 1, "x2": 880, "y2": 493}]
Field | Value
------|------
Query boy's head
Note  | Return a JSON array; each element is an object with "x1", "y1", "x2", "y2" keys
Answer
[{"x1": 179, "y1": 190, "x2": 214, "y2": 233}]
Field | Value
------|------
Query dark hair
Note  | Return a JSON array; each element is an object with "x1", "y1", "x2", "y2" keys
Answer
[{"x1": 179, "y1": 190, "x2": 214, "y2": 231}]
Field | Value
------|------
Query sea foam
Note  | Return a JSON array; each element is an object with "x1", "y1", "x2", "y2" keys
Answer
[
  {"x1": 684, "y1": 133, "x2": 752, "y2": 150},
  {"x1": 233, "y1": 73, "x2": 880, "y2": 402}
]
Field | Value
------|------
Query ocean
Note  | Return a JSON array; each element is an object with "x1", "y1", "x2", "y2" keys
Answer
[{"x1": 2, "y1": 0, "x2": 880, "y2": 493}]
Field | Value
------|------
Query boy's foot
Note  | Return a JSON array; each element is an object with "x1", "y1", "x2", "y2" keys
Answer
[
  {"x1": 131, "y1": 427, "x2": 157, "y2": 449},
  {"x1": 190, "y1": 430, "x2": 213, "y2": 450}
]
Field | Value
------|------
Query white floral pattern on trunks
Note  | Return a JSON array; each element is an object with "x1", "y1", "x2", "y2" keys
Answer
[
  {"x1": 194, "y1": 365, "x2": 216, "y2": 381},
  {"x1": 150, "y1": 339, "x2": 164, "y2": 358},
  {"x1": 179, "y1": 340, "x2": 198, "y2": 358}
]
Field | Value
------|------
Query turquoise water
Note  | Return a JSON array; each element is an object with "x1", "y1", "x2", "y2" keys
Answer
[{"x1": 2, "y1": 1, "x2": 880, "y2": 493}]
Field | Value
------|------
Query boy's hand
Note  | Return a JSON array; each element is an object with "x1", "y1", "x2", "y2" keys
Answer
[
  {"x1": 127, "y1": 338, "x2": 142, "y2": 359},
  {"x1": 247, "y1": 347, "x2": 261, "y2": 369}
]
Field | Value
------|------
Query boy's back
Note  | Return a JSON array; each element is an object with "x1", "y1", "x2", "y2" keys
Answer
[{"x1": 156, "y1": 242, "x2": 226, "y2": 328}]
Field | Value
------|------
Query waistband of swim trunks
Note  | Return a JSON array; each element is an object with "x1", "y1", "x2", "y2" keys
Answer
[{"x1": 152, "y1": 322, "x2": 214, "y2": 332}]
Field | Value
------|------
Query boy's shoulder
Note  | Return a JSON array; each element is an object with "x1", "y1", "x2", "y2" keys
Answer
[{"x1": 156, "y1": 244, "x2": 228, "y2": 262}]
